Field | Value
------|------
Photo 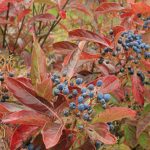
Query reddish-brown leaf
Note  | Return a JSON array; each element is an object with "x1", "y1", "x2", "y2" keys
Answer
[
  {"x1": 29, "y1": 13, "x2": 55, "y2": 24},
  {"x1": 17, "y1": 9, "x2": 31, "y2": 22},
  {"x1": 142, "y1": 30, "x2": 150, "y2": 43},
  {"x1": 62, "y1": 41, "x2": 86, "y2": 78},
  {"x1": 136, "y1": 113, "x2": 150, "y2": 138},
  {"x1": 0, "y1": 102, "x2": 26, "y2": 113},
  {"x1": 131, "y1": 74, "x2": 145, "y2": 105},
  {"x1": 36, "y1": 78, "x2": 53, "y2": 102},
  {"x1": 41, "y1": 122, "x2": 64, "y2": 149},
  {"x1": 96, "y1": 2, "x2": 123, "y2": 13},
  {"x1": 92, "y1": 107, "x2": 136, "y2": 123},
  {"x1": 69, "y1": 29, "x2": 110, "y2": 47},
  {"x1": 112, "y1": 26, "x2": 125, "y2": 36},
  {"x1": 6, "y1": 77, "x2": 53, "y2": 114},
  {"x1": 87, "y1": 125, "x2": 117, "y2": 144},
  {"x1": 80, "y1": 52, "x2": 100, "y2": 60},
  {"x1": 2, "y1": 110, "x2": 49, "y2": 126},
  {"x1": 10, "y1": 125, "x2": 39, "y2": 150},
  {"x1": 131, "y1": 2, "x2": 150, "y2": 15},
  {"x1": 31, "y1": 39, "x2": 47, "y2": 85}
]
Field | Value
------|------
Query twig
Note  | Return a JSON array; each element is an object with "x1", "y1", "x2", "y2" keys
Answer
[
  {"x1": 3, "y1": 2, "x2": 10, "y2": 48},
  {"x1": 13, "y1": 17, "x2": 25, "y2": 51},
  {"x1": 40, "y1": 0, "x2": 70, "y2": 47}
]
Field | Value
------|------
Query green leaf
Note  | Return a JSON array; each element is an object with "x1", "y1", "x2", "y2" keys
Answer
[
  {"x1": 138, "y1": 132, "x2": 150, "y2": 149},
  {"x1": 124, "y1": 125, "x2": 137, "y2": 148},
  {"x1": 31, "y1": 39, "x2": 47, "y2": 85},
  {"x1": 143, "y1": 103, "x2": 150, "y2": 114}
]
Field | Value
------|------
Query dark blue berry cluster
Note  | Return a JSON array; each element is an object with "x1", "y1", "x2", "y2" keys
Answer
[
  {"x1": 143, "y1": 16, "x2": 150, "y2": 29},
  {"x1": 52, "y1": 74, "x2": 111, "y2": 122},
  {"x1": 119, "y1": 31, "x2": 150, "y2": 54}
]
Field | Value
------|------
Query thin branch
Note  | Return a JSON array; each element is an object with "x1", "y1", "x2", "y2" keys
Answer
[
  {"x1": 40, "y1": 0, "x2": 70, "y2": 47},
  {"x1": 13, "y1": 17, "x2": 25, "y2": 51},
  {"x1": 3, "y1": 2, "x2": 10, "y2": 48}
]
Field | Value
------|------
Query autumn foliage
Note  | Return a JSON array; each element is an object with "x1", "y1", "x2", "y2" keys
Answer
[{"x1": 0, "y1": 0, "x2": 150, "y2": 150}]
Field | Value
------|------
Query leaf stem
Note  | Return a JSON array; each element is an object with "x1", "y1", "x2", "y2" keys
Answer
[
  {"x1": 3, "y1": 2, "x2": 10, "y2": 48},
  {"x1": 40, "y1": 0, "x2": 70, "y2": 47}
]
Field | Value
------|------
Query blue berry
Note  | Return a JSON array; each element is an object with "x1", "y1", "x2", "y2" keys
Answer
[
  {"x1": 76, "y1": 78, "x2": 83, "y2": 85},
  {"x1": 62, "y1": 71, "x2": 67, "y2": 77},
  {"x1": 78, "y1": 104, "x2": 85, "y2": 111},
  {"x1": 78, "y1": 125, "x2": 84, "y2": 130},
  {"x1": 72, "y1": 89, "x2": 78, "y2": 96},
  {"x1": 95, "y1": 141, "x2": 101, "y2": 149},
  {"x1": 81, "y1": 88, "x2": 87, "y2": 93},
  {"x1": 89, "y1": 92, "x2": 94, "y2": 98},
  {"x1": 54, "y1": 89, "x2": 60, "y2": 96},
  {"x1": 96, "y1": 80, "x2": 103, "y2": 87},
  {"x1": 62, "y1": 88, "x2": 69, "y2": 95},
  {"x1": 83, "y1": 113, "x2": 89, "y2": 121},
  {"x1": 69, "y1": 102, "x2": 76, "y2": 109},
  {"x1": 87, "y1": 84, "x2": 94, "y2": 90},
  {"x1": 102, "y1": 103, "x2": 106, "y2": 109},
  {"x1": 84, "y1": 103, "x2": 90, "y2": 110},
  {"x1": 100, "y1": 99, "x2": 106, "y2": 105},
  {"x1": 97, "y1": 93, "x2": 103, "y2": 100},
  {"x1": 78, "y1": 96, "x2": 84, "y2": 103},
  {"x1": 82, "y1": 92, "x2": 87, "y2": 98},
  {"x1": 103, "y1": 94, "x2": 111, "y2": 102},
  {"x1": 57, "y1": 83, "x2": 65, "y2": 90},
  {"x1": 27, "y1": 144, "x2": 34, "y2": 150},
  {"x1": 54, "y1": 78, "x2": 60, "y2": 84},
  {"x1": 63, "y1": 110, "x2": 69, "y2": 116}
]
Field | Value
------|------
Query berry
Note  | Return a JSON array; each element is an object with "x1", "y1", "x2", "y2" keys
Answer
[
  {"x1": 96, "y1": 80, "x2": 103, "y2": 87},
  {"x1": 120, "y1": 68, "x2": 124, "y2": 73},
  {"x1": 84, "y1": 103, "x2": 90, "y2": 110},
  {"x1": 95, "y1": 141, "x2": 101, "y2": 149},
  {"x1": 76, "y1": 78, "x2": 83, "y2": 85},
  {"x1": 102, "y1": 103, "x2": 106, "y2": 109},
  {"x1": 78, "y1": 125, "x2": 84, "y2": 130},
  {"x1": 1, "y1": 98, "x2": 6, "y2": 102},
  {"x1": 109, "y1": 29, "x2": 113, "y2": 35},
  {"x1": 0, "y1": 76, "x2": 4, "y2": 82},
  {"x1": 62, "y1": 88, "x2": 69, "y2": 95},
  {"x1": 54, "y1": 89, "x2": 60, "y2": 96},
  {"x1": 63, "y1": 110, "x2": 70, "y2": 116},
  {"x1": 72, "y1": 89, "x2": 78, "y2": 96},
  {"x1": 62, "y1": 71, "x2": 67, "y2": 77},
  {"x1": 109, "y1": 124, "x2": 114, "y2": 131},
  {"x1": 83, "y1": 113, "x2": 89, "y2": 121},
  {"x1": 69, "y1": 102, "x2": 76, "y2": 109},
  {"x1": 82, "y1": 92, "x2": 87, "y2": 98},
  {"x1": 57, "y1": 83, "x2": 65, "y2": 90},
  {"x1": 97, "y1": 93, "x2": 103, "y2": 100},
  {"x1": 100, "y1": 99, "x2": 106, "y2": 105},
  {"x1": 103, "y1": 94, "x2": 111, "y2": 102},
  {"x1": 68, "y1": 94, "x2": 73, "y2": 99},
  {"x1": 98, "y1": 57, "x2": 104, "y2": 64},
  {"x1": 87, "y1": 84, "x2": 94, "y2": 90},
  {"x1": 68, "y1": 134, "x2": 73, "y2": 140},
  {"x1": 129, "y1": 68, "x2": 134, "y2": 75},
  {"x1": 54, "y1": 78, "x2": 60, "y2": 84},
  {"x1": 89, "y1": 92, "x2": 94, "y2": 98},
  {"x1": 78, "y1": 104, "x2": 85, "y2": 111},
  {"x1": 81, "y1": 88, "x2": 87, "y2": 93},
  {"x1": 2, "y1": 95, "x2": 9, "y2": 100},
  {"x1": 118, "y1": 38, "x2": 122, "y2": 44},
  {"x1": 27, "y1": 144, "x2": 34, "y2": 150},
  {"x1": 9, "y1": 72, "x2": 14, "y2": 77},
  {"x1": 78, "y1": 96, "x2": 84, "y2": 103}
]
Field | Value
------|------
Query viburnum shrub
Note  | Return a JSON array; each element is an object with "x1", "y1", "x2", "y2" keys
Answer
[{"x1": 0, "y1": 0, "x2": 150, "y2": 150}]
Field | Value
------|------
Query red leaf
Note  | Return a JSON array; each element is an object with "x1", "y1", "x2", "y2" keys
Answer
[
  {"x1": 59, "y1": 10, "x2": 66, "y2": 19},
  {"x1": 31, "y1": 39, "x2": 48, "y2": 85},
  {"x1": 136, "y1": 113, "x2": 150, "y2": 138},
  {"x1": 0, "y1": 4, "x2": 8, "y2": 13},
  {"x1": 36, "y1": 78, "x2": 53, "y2": 102},
  {"x1": 131, "y1": 2, "x2": 150, "y2": 15},
  {"x1": 69, "y1": 2, "x2": 91, "y2": 16},
  {"x1": 80, "y1": 52, "x2": 100, "y2": 60},
  {"x1": 131, "y1": 74, "x2": 145, "y2": 105},
  {"x1": 2, "y1": 110, "x2": 49, "y2": 126},
  {"x1": 96, "y1": 2, "x2": 123, "y2": 13},
  {"x1": 69, "y1": 29, "x2": 110, "y2": 47},
  {"x1": 92, "y1": 107, "x2": 136, "y2": 123},
  {"x1": 10, "y1": 125, "x2": 39, "y2": 150},
  {"x1": 62, "y1": 41, "x2": 86, "y2": 78},
  {"x1": 17, "y1": 9, "x2": 30, "y2": 22},
  {"x1": 29, "y1": 13, "x2": 55, "y2": 24},
  {"x1": 0, "y1": 102, "x2": 26, "y2": 113},
  {"x1": 41, "y1": 122, "x2": 64, "y2": 149},
  {"x1": 112, "y1": 26, "x2": 125, "y2": 36},
  {"x1": 53, "y1": 41, "x2": 78, "y2": 54},
  {"x1": 6, "y1": 77, "x2": 53, "y2": 114},
  {"x1": 87, "y1": 124, "x2": 117, "y2": 144}
]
